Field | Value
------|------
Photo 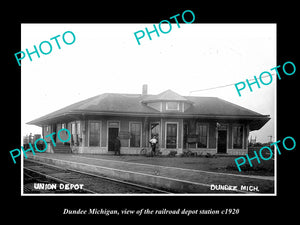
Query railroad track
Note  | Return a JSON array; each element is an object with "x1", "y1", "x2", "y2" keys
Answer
[{"x1": 23, "y1": 159, "x2": 172, "y2": 194}]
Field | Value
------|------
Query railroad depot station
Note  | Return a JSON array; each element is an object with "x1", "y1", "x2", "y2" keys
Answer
[{"x1": 27, "y1": 85, "x2": 270, "y2": 156}]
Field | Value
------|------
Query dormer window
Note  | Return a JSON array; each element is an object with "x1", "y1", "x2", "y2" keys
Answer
[
  {"x1": 141, "y1": 89, "x2": 193, "y2": 112},
  {"x1": 166, "y1": 102, "x2": 180, "y2": 111}
]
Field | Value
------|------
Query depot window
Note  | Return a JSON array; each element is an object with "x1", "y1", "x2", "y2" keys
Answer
[
  {"x1": 130, "y1": 122, "x2": 141, "y2": 147},
  {"x1": 89, "y1": 121, "x2": 101, "y2": 147},
  {"x1": 196, "y1": 124, "x2": 208, "y2": 148},
  {"x1": 233, "y1": 125, "x2": 243, "y2": 149},
  {"x1": 166, "y1": 102, "x2": 180, "y2": 110}
]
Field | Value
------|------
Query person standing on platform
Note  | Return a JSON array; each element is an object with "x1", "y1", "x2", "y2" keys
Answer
[
  {"x1": 149, "y1": 135, "x2": 158, "y2": 156},
  {"x1": 114, "y1": 136, "x2": 121, "y2": 156}
]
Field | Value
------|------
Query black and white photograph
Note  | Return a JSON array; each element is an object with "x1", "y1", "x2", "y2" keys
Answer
[{"x1": 21, "y1": 23, "x2": 276, "y2": 195}]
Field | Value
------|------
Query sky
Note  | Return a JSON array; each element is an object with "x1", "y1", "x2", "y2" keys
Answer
[{"x1": 21, "y1": 23, "x2": 276, "y2": 143}]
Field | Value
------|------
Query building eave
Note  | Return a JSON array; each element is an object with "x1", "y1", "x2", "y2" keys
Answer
[{"x1": 27, "y1": 110, "x2": 270, "y2": 130}]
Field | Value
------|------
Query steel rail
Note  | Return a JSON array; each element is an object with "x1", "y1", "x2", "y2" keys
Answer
[{"x1": 24, "y1": 159, "x2": 172, "y2": 194}]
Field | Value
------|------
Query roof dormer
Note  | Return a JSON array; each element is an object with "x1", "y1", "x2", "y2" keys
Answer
[{"x1": 141, "y1": 89, "x2": 193, "y2": 112}]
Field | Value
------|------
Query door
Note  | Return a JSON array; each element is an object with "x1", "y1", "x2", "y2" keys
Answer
[
  {"x1": 217, "y1": 130, "x2": 227, "y2": 153},
  {"x1": 108, "y1": 128, "x2": 119, "y2": 151},
  {"x1": 166, "y1": 123, "x2": 177, "y2": 149}
]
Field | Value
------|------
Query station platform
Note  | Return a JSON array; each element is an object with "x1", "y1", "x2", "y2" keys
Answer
[{"x1": 26, "y1": 153, "x2": 275, "y2": 194}]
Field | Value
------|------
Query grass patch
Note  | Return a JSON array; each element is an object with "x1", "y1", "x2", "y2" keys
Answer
[
  {"x1": 226, "y1": 163, "x2": 274, "y2": 173},
  {"x1": 224, "y1": 158, "x2": 274, "y2": 176}
]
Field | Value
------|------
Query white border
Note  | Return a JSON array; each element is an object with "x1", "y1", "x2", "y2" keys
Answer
[{"x1": 20, "y1": 23, "x2": 277, "y2": 197}]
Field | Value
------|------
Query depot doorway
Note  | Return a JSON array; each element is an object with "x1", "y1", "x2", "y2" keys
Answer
[
  {"x1": 166, "y1": 123, "x2": 178, "y2": 149},
  {"x1": 217, "y1": 130, "x2": 227, "y2": 153},
  {"x1": 108, "y1": 127, "x2": 119, "y2": 152}
]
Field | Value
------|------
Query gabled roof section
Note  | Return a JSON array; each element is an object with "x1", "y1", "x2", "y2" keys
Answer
[{"x1": 142, "y1": 89, "x2": 192, "y2": 103}]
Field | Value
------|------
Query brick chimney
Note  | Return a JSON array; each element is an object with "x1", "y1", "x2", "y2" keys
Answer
[{"x1": 142, "y1": 84, "x2": 148, "y2": 95}]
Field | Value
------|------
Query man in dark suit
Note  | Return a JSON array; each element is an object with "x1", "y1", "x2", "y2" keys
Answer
[{"x1": 114, "y1": 136, "x2": 121, "y2": 155}]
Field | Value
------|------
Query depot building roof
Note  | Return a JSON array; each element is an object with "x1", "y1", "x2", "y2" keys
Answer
[{"x1": 27, "y1": 89, "x2": 270, "y2": 131}]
